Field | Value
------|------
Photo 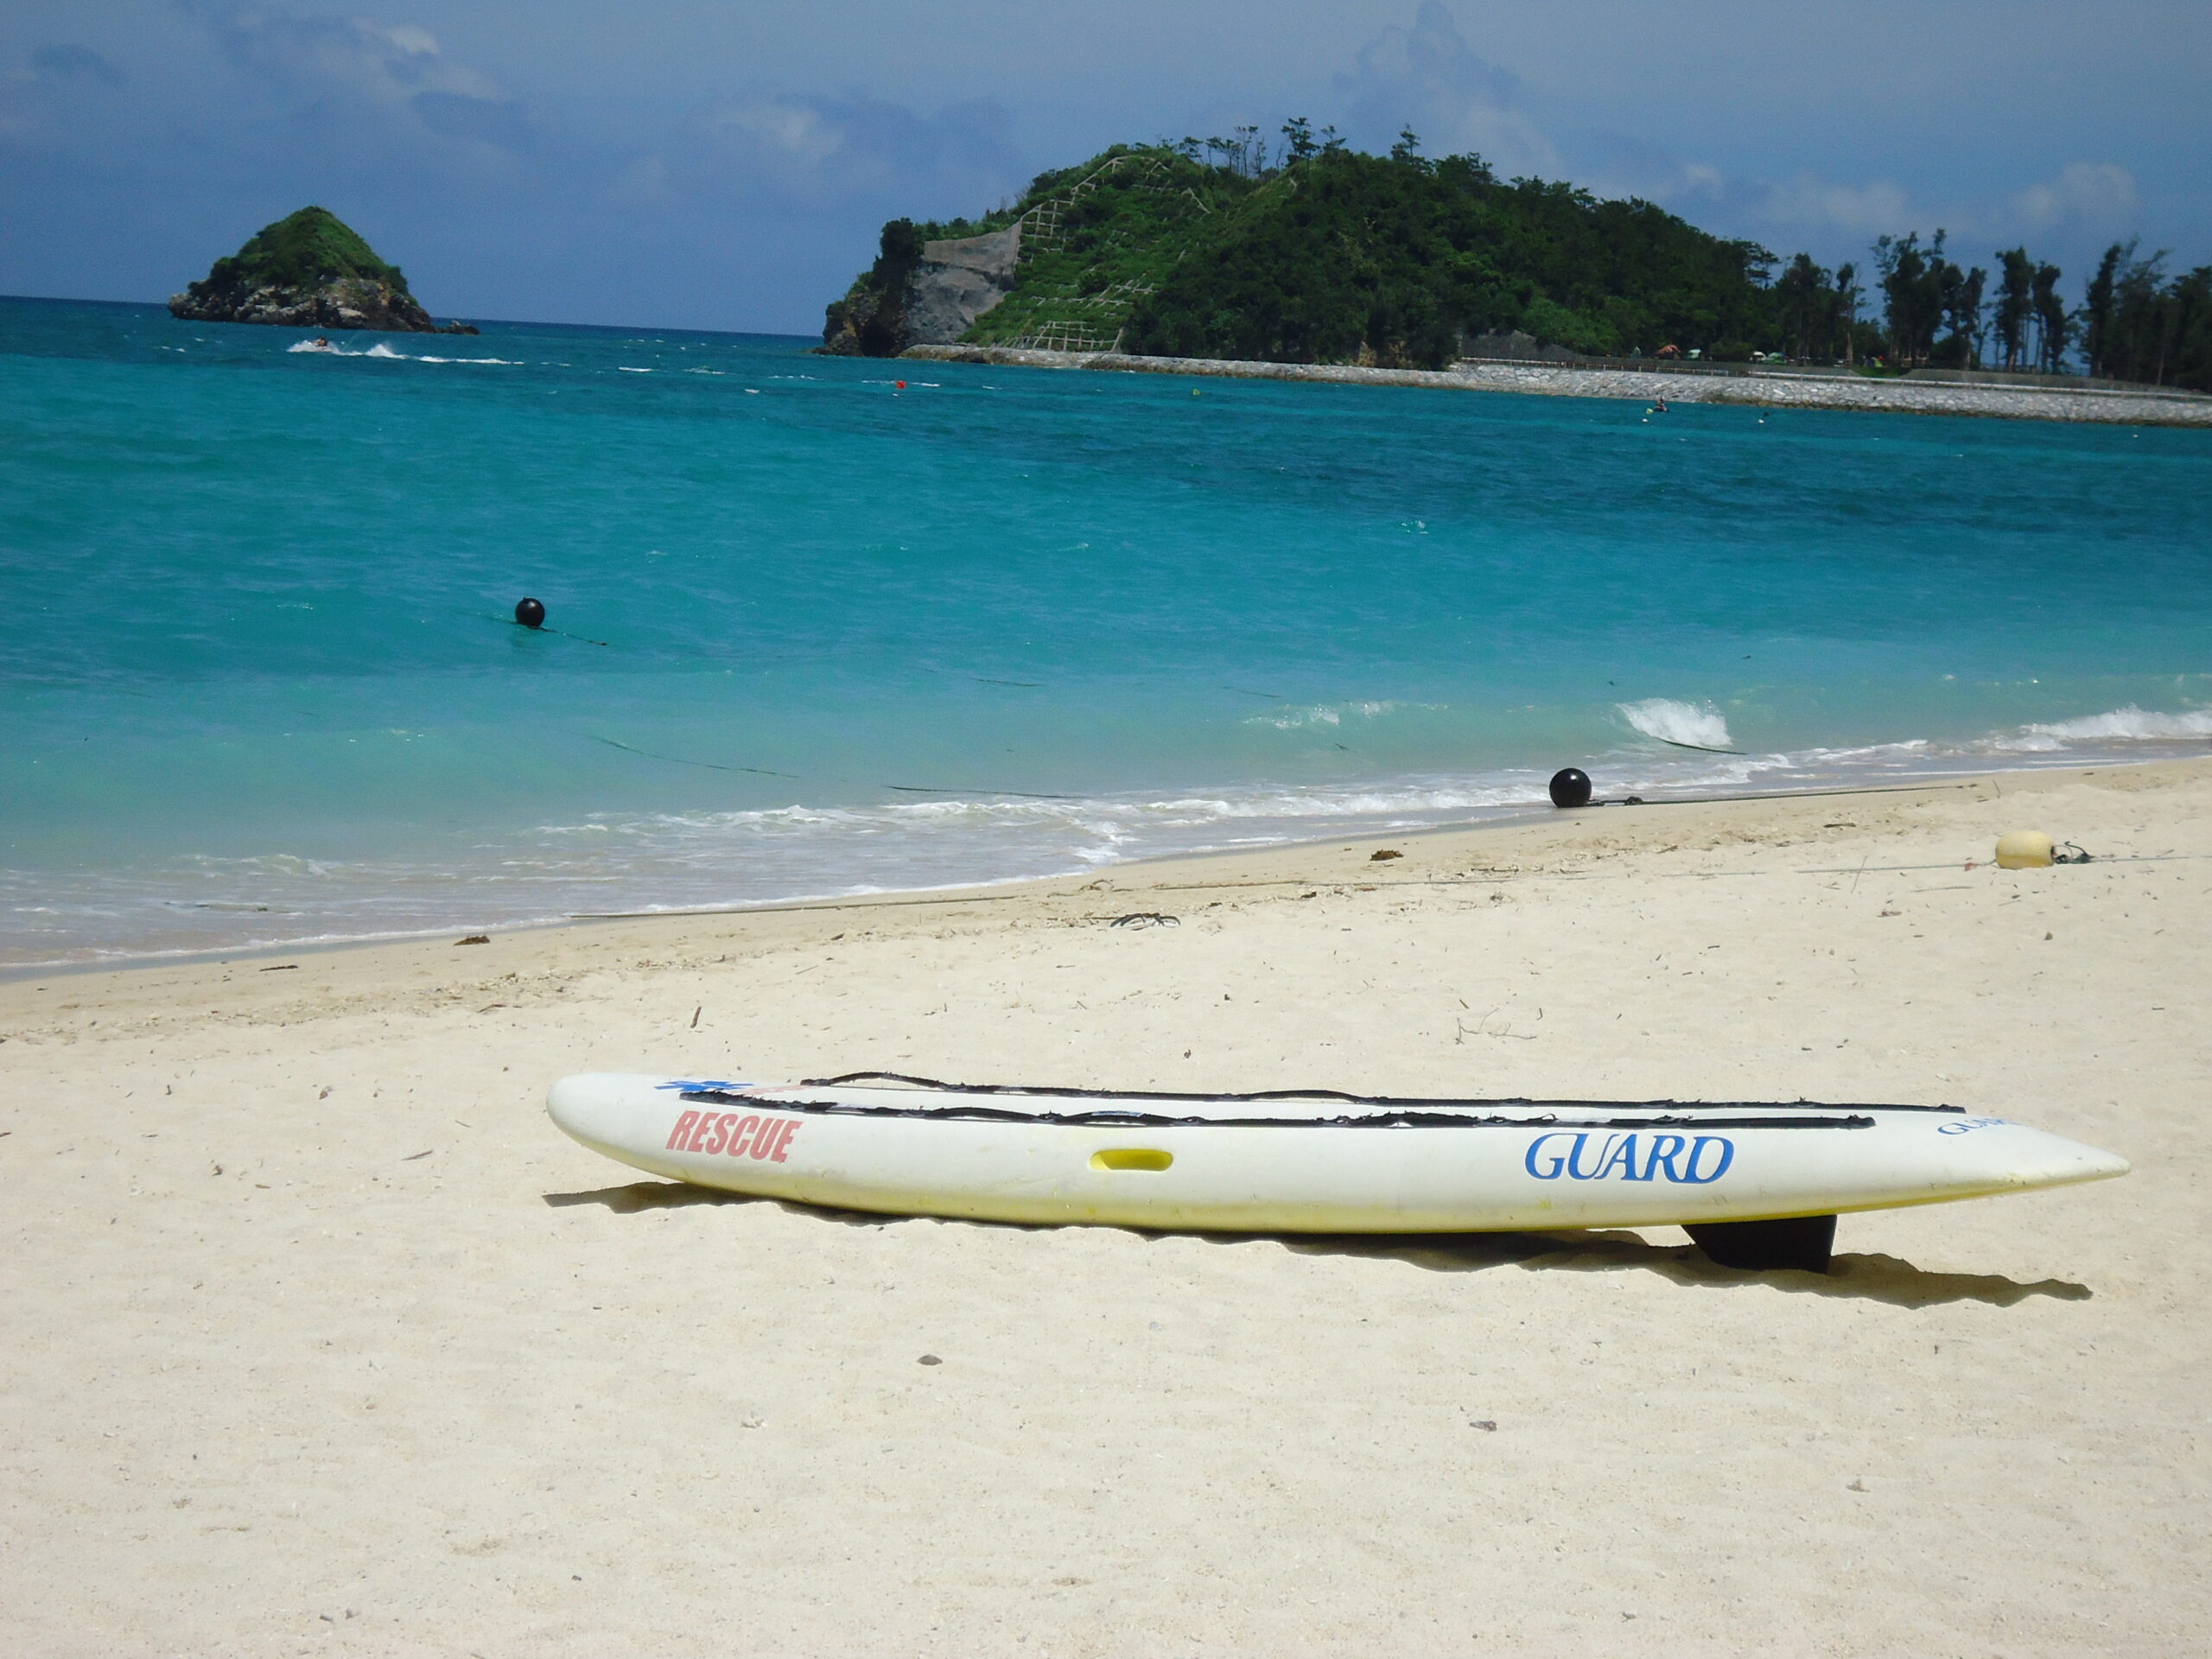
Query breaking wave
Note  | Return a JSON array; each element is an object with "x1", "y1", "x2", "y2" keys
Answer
[
  {"x1": 288, "y1": 340, "x2": 516, "y2": 364},
  {"x1": 11, "y1": 704, "x2": 2207, "y2": 969},
  {"x1": 1245, "y1": 700, "x2": 1422, "y2": 730},
  {"x1": 1618, "y1": 698, "x2": 1738, "y2": 752},
  {"x1": 1992, "y1": 704, "x2": 2212, "y2": 752}
]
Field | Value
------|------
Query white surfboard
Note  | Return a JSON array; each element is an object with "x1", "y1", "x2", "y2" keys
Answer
[{"x1": 547, "y1": 1071, "x2": 2126, "y2": 1267}]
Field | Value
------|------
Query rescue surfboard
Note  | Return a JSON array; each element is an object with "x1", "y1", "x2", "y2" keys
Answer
[{"x1": 546, "y1": 1071, "x2": 2127, "y2": 1271}]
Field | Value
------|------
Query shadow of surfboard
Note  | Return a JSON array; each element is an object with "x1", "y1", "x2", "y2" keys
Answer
[{"x1": 542, "y1": 1183, "x2": 2088, "y2": 1308}]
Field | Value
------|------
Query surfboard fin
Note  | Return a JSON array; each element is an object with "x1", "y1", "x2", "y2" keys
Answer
[{"x1": 1685, "y1": 1215, "x2": 1835, "y2": 1274}]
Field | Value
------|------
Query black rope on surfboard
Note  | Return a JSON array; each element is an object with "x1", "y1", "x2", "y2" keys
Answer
[
  {"x1": 683, "y1": 1088, "x2": 1878, "y2": 1132},
  {"x1": 790, "y1": 1071, "x2": 1961, "y2": 1114}
]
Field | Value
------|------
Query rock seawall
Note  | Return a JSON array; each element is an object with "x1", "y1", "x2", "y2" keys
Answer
[{"x1": 903, "y1": 344, "x2": 2212, "y2": 427}]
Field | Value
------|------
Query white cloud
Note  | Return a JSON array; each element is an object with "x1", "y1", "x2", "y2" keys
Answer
[
  {"x1": 188, "y1": 3, "x2": 529, "y2": 152},
  {"x1": 1753, "y1": 173, "x2": 1916, "y2": 239},
  {"x1": 1733, "y1": 161, "x2": 2144, "y2": 262},
  {"x1": 2007, "y1": 162, "x2": 2138, "y2": 236},
  {"x1": 1337, "y1": 1, "x2": 1561, "y2": 177},
  {"x1": 660, "y1": 88, "x2": 1020, "y2": 213}
]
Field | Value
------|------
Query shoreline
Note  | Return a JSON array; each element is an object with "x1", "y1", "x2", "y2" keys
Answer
[
  {"x1": 904, "y1": 342, "x2": 2212, "y2": 426},
  {"x1": 7, "y1": 752, "x2": 2196, "y2": 988},
  {"x1": 7, "y1": 752, "x2": 2192, "y2": 980},
  {"x1": 3, "y1": 754, "x2": 2208, "y2": 1652}
]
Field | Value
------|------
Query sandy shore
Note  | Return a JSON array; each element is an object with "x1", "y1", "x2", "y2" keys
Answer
[
  {"x1": 903, "y1": 343, "x2": 2212, "y2": 427},
  {"x1": 3, "y1": 759, "x2": 2208, "y2": 1655}
]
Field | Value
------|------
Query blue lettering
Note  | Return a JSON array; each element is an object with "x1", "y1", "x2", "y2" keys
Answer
[
  {"x1": 1529, "y1": 1129, "x2": 1729, "y2": 1182},
  {"x1": 1566, "y1": 1133, "x2": 1605, "y2": 1180},
  {"x1": 1681, "y1": 1135, "x2": 1736, "y2": 1184},
  {"x1": 1641, "y1": 1134, "x2": 1687, "y2": 1181},
  {"x1": 1524, "y1": 1133, "x2": 1575, "y2": 1179},
  {"x1": 1595, "y1": 1135, "x2": 1640, "y2": 1180}
]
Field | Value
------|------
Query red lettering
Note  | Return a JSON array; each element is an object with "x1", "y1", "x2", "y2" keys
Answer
[
  {"x1": 729, "y1": 1115, "x2": 760, "y2": 1157},
  {"x1": 747, "y1": 1116, "x2": 780, "y2": 1160},
  {"x1": 684, "y1": 1112, "x2": 716, "y2": 1153},
  {"x1": 768, "y1": 1119, "x2": 799, "y2": 1163},
  {"x1": 666, "y1": 1109, "x2": 700, "y2": 1152},
  {"x1": 702, "y1": 1113, "x2": 734, "y2": 1155}
]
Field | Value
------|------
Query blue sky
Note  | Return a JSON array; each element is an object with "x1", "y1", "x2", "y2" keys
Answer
[{"x1": 3, "y1": 1, "x2": 2205, "y2": 334}]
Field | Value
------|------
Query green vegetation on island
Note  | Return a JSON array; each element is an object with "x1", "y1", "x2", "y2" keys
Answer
[
  {"x1": 822, "y1": 127, "x2": 2211, "y2": 391},
  {"x1": 169, "y1": 207, "x2": 476, "y2": 334}
]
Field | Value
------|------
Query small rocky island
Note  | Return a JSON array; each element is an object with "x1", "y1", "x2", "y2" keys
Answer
[{"x1": 168, "y1": 206, "x2": 477, "y2": 334}]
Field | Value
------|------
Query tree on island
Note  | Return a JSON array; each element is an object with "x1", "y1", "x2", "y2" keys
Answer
[
  {"x1": 2079, "y1": 241, "x2": 2212, "y2": 388},
  {"x1": 1992, "y1": 248, "x2": 2036, "y2": 370},
  {"x1": 822, "y1": 124, "x2": 2208, "y2": 387}
]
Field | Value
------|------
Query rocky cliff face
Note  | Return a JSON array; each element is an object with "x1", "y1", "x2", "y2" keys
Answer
[
  {"x1": 168, "y1": 275, "x2": 473, "y2": 334},
  {"x1": 821, "y1": 223, "x2": 1020, "y2": 356},
  {"x1": 168, "y1": 207, "x2": 477, "y2": 334},
  {"x1": 904, "y1": 226, "x2": 1022, "y2": 344}
]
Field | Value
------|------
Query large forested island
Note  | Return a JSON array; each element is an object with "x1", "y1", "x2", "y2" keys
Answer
[
  {"x1": 169, "y1": 206, "x2": 477, "y2": 334},
  {"x1": 823, "y1": 131, "x2": 2209, "y2": 390}
]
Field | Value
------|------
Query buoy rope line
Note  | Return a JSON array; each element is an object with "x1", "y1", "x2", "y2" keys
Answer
[
  {"x1": 1586, "y1": 778, "x2": 2007, "y2": 807},
  {"x1": 680, "y1": 1081, "x2": 1888, "y2": 1132},
  {"x1": 585, "y1": 735, "x2": 799, "y2": 779},
  {"x1": 564, "y1": 852, "x2": 2207, "y2": 919}
]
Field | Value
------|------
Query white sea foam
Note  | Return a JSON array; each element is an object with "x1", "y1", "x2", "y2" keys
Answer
[
  {"x1": 1618, "y1": 697, "x2": 1738, "y2": 752},
  {"x1": 1991, "y1": 704, "x2": 2212, "y2": 752},
  {"x1": 14, "y1": 703, "x2": 2209, "y2": 969},
  {"x1": 288, "y1": 340, "x2": 518, "y2": 363},
  {"x1": 1247, "y1": 700, "x2": 1423, "y2": 730}
]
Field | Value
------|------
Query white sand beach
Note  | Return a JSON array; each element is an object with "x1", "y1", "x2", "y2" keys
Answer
[{"x1": 3, "y1": 759, "x2": 2208, "y2": 1656}]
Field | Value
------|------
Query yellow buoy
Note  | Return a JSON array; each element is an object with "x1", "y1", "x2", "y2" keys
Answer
[{"x1": 1995, "y1": 830, "x2": 2056, "y2": 869}]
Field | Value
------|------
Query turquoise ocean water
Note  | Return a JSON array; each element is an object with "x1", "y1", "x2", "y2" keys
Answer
[{"x1": 3, "y1": 294, "x2": 2209, "y2": 967}]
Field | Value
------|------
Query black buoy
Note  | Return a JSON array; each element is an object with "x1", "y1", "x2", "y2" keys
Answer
[
  {"x1": 515, "y1": 597, "x2": 546, "y2": 630},
  {"x1": 1548, "y1": 766, "x2": 1592, "y2": 809}
]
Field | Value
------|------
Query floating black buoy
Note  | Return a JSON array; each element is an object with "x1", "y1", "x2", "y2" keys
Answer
[
  {"x1": 1548, "y1": 767, "x2": 1592, "y2": 809},
  {"x1": 515, "y1": 597, "x2": 546, "y2": 629}
]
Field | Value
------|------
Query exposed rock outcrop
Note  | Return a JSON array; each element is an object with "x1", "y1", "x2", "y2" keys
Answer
[
  {"x1": 168, "y1": 207, "x2": 477, "y2": 334},
  {"x1": 904, "y1": 226, "x2": 1022, "y2": 344},
  {"x1": 821, "y1": 220, "x2": 1020, "y2": 357}
]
